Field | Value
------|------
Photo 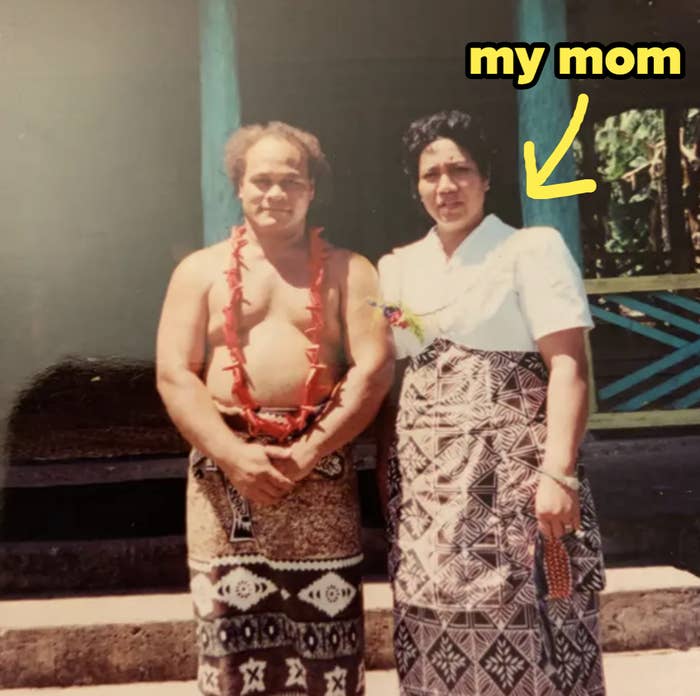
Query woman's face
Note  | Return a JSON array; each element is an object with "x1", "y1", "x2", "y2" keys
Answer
[{"x1": 417, "y1": 138, "x2": 489, "y2": 233}]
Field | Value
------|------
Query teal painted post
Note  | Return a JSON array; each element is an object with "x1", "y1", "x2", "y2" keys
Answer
[
  {"x1": 200, "y1": 0, "x2": 242, "y2": 246},
  {"x1": 516, "y1": 0, "x2": 584, "y2": 266}
]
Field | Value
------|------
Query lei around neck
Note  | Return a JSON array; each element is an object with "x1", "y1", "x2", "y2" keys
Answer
[{"x1": 222, "y1": 225, "x2": 328, "y2": 439}]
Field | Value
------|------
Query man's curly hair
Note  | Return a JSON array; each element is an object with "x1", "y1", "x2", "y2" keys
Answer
[
  {"x1": 224, "y1": 121, "x2": 331, "y2": 193},
  {"x1": 401, "y1": 110, "x2": 492, "y2": 188}
]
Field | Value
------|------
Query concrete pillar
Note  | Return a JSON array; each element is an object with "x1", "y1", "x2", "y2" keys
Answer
[
  {"x1": 517, "y1": 0, "x2": 584, "y2": 265},
  {"x1": 199, "y1": 0, "x2": 242, "y2": 245}
]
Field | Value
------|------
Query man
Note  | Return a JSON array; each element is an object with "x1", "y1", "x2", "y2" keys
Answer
[{"x1": 156, "y1": 121, "x2": 393, "y2": 696}]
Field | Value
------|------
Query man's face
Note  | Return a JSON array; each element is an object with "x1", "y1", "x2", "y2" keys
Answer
[{"x1": 238, "y1": 136, "x2": 315, "y2": 235}]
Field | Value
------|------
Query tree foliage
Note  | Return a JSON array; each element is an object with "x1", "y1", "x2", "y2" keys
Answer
[
  {"x1": 582, "y1": 107, "x2": 699, "y2": 276},
  {"x1": 594, "y1": 109, "x2": 665, "y2": 272}
]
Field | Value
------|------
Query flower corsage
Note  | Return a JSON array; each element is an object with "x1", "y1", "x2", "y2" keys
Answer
[{"x1": 368, "y1": 300, "x2": 424, "y2": 342}]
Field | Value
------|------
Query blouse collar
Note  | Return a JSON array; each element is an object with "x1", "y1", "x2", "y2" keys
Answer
[{"x1": 426, "y1": 213, "x2": 502, "y2": 264}]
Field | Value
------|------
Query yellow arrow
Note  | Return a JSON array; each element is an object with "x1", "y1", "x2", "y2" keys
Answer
[{"x1": 524, "y1": 93, "x2": 597, "y2": 200}]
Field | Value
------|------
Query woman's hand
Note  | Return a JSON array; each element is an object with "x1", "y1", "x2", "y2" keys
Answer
[{"x1": 534, "y1": 474, "x2": 581, "y2": 538}]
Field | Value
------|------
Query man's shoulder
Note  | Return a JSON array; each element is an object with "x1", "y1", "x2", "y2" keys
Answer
[
  {"x1": 323, "y1": 245, "x2": 378, "y2": 299},
  {"x1": 325, "y1": 244, "x2": 375, "y2": 274},
  {"x1": 171, "y1": 242, "x2": 226, "y2": 287}
]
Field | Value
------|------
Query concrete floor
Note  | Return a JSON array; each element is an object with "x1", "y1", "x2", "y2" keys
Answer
[
  {"x1": 3, "y1": 649, "x2": 700, "y2": 695},
  {"x1": 4, "y1": 568, "x2": 700, "y2": 694}
]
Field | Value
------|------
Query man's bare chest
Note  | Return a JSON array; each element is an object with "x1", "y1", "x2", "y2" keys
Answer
[{"x1": 207, "y1": 263, "x2": 341, "y2": 335}]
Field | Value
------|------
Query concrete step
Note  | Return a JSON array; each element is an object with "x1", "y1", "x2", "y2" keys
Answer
[
  {"x1": 0, "y1": 529, "x2": 388, "y2": 595},
  {"x1": 0, "y1": 537, "x2": 189, "y2": 596},
  {"x1": 5, "y1": 650, "x2": 700, "y2": 696},
  {"x1": 2, "y1": 569, "x2": 700, "y2": 689}
]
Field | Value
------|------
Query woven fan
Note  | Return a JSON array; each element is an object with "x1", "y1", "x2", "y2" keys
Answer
[{"x1": 542, "y1": 537, "x2": 573, "y2": 599}]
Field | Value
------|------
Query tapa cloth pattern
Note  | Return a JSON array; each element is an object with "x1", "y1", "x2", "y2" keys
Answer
[
  {"x1": 188, "y1": 438, "x2": 364, "y2": 696},
  {"x1": 388, "y1": 338, "x2": 606, "y2": 695}
]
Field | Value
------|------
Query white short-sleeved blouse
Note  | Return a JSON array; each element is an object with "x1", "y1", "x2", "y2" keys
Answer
[{"x1": 377, "y1": 213, "x2": 593, "y2": 359}]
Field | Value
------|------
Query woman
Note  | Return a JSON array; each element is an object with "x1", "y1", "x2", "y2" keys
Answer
[{"x1": 377, "y1": 110, "x2": 606, "y2": 695}]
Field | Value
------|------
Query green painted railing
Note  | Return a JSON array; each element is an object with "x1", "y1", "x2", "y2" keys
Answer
[{"x1": 585, "y1": 274, "x2": 700, "y2": 429}]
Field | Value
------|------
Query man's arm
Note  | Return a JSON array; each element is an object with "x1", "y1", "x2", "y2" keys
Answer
[
  {"x1": 534, "y1": 327, "x2": 589, "y2": 537},
  {"x1": 266, "y1": 252, "x2": 395, "y2": 479},
  {"x1": 156, "y1": 251, "x2": 293, "y2": 505}
]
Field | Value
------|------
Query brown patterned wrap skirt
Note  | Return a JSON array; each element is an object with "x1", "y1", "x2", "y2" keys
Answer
[
  {"x1": 187, "y1": 414, "x2": 365, "y2": 696},
  {"x1": 388, "y1": 338, "x2": 606, "y2": 695}
]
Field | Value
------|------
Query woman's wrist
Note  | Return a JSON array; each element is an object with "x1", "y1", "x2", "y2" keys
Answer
[
  {"x1": 538, "y1": 467, "x2": 580, "y2": 492},
  {"x1": 541, "y1": 451, "x2": 577, "y2": 476}
]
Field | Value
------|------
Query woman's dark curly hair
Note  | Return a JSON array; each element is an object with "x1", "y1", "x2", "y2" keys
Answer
[{"x1": 401, "y1": 110, "x2": 492, "y2": 187}]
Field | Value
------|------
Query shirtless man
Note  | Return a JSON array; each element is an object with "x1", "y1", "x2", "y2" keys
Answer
[{"x1": 156, "y1": 122, "x2": 393, "y2": 696}]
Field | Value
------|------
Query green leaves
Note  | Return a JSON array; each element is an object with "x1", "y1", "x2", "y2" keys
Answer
[
  {"x1": 589, "y1": 109, "x2": 666, "y2": 274},
  {"x1": 595, "y1": 109, "x2": 664, "y2": 183}
]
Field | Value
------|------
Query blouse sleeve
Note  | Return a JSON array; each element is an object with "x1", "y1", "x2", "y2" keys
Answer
[
  {"x1": 515, "y1": 227, "x2": 594, "y2": 341},
  {"x1": 377, "y1": 252, "x2": 411, "y2": 359}
]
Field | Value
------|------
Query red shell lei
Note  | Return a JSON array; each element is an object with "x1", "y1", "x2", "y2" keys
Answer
[{"x1": 223, "y1": 225, "x2": 328, "y2": 440}]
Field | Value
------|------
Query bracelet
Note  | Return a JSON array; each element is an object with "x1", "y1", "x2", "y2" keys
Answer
[{"x1": 538, "y1": 468, "x2": 581, "y2": 492}]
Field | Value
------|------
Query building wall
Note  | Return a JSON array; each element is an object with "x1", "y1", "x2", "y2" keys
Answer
[
  {"x1": 0, "y1": 0, "x2": 523, "y2": 463},
  {"x1": 0, "y1": 0, "x2": 202, "y2": 456},
  {"x1": 236, "y1": 0, "x2": 521, "y2": 261}
]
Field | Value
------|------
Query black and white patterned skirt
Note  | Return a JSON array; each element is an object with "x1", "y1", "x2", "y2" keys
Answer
[{"x1": 388, "y1": 339, "x2": 606, "y2": 695}]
